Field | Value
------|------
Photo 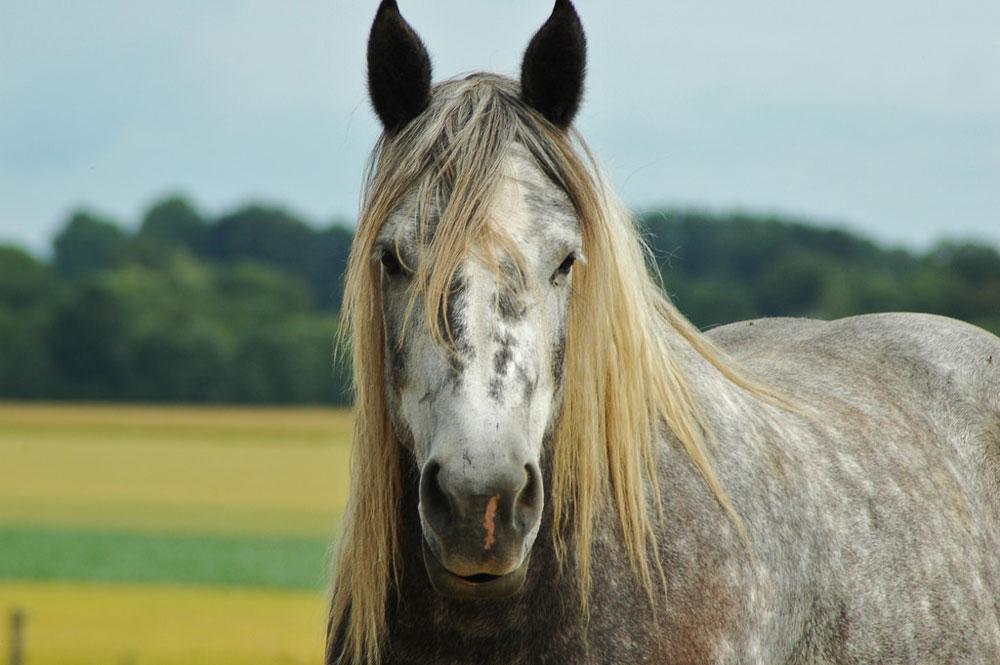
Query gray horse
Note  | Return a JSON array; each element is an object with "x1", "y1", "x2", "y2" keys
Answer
[{"x1": 327, "y1": 1, "x2": 1000, "y2": 662}]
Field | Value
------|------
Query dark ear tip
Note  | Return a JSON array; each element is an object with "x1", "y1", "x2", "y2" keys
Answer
[
  {"x1": 374, "y1": 0, "x2": 399, "y2": 19},
  {"x1": 367, "y1": 0, "x2": 433, "y2": 132},
  {"x1": 520, "y1": 0, "x2": 587, "y2": 128}
]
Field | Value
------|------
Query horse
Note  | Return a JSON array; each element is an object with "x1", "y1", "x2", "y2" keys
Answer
[{"x1": 327, "y1": 1, "x2": 1000, "y2": 662}]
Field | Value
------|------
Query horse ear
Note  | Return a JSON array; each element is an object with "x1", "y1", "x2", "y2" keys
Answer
[
  {"x1": 520, "y1": 0, "x2": 586, "y2": 128},
  {"x1": 367, "y1": 0, "x2": 432, "y2": 133}
]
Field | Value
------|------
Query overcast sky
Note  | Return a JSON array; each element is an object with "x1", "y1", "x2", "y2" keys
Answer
[{"x1": 1, "y1": 1, "x2": 997, "y2": 256}]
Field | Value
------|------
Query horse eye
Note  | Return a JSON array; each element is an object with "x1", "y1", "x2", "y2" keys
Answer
[
  {"x1": 552, "y1": 254, "x2": 576, "y2": 282},
  {"x1": 380, "y1": 251, "x2": 405, "y2": 277}
]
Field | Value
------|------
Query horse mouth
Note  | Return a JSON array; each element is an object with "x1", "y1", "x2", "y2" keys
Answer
[{"x1": 421, "y1": 538, "x2": 529, "y2": 599}]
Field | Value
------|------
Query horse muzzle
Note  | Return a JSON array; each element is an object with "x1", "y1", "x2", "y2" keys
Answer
[{"x1": 418, "y1": 457, "x2": 542, "y2": 599}]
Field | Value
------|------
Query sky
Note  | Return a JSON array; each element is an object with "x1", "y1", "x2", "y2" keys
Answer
[{"x1": 1, "y1": 1, "x2": 998, "y2": 256}]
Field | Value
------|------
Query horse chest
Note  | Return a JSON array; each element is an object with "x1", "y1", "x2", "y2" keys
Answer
[
  {"x1": 384, "y1": 543, "x2": 741, "y2": 665},
  {"x1": 384, "y1": 606, "x2": 668, "y2": 665}
]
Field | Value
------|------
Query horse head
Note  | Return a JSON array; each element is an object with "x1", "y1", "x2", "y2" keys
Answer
[{"x1": 364, "y1": 0, "x2": 586, "y2": 600}]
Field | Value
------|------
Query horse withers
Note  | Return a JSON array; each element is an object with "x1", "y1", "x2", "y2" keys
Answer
[{"x1": 327, "y1": 1, "x2": 1000, "y2": 662}]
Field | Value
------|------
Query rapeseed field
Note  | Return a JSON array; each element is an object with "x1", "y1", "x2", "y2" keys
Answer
[{"x1": 0, "y1": 403, "x2": 352, "y2": 664}]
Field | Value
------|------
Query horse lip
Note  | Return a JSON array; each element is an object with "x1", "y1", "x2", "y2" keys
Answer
[{"x1": 421, "y1": 538, "x2": 529, "y2": 600}]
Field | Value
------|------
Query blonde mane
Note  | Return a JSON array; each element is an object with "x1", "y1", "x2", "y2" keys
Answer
[{"x1": 329, "y1": 74, "x2": 764, "y2": 664}]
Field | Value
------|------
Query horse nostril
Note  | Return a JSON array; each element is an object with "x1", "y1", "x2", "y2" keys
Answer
[
  {"x1": 517, "y1": 463, "x2": 542, "y2": 519},
  {"x1": 420, "y1": 460, "x2": 453, "y2": 525}
]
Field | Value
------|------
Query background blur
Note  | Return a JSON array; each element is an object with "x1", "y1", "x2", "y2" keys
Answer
[
  {"x1": 1, "y1": 1, "x2": 998, "y2": 663},
  {"x1": 2, "y1": 0, "x2": 998, "y2": 254}
]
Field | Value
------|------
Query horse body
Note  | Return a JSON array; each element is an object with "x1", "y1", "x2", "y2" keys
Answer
[
  {"x1": 329, "y1": 2, "x2": 1000, "y2": 662},
  {"x1": 372, "y1": 313, "x2": 1000, "y2": 664}
]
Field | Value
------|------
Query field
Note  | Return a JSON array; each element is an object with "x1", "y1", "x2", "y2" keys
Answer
[{"x1": 0, "y1": 403, "x2": 353, "y2": 664}]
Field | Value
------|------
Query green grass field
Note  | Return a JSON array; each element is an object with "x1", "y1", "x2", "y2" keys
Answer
[
  {"x1": 0, "y1": 527, "x2": 330, "y2": 588},
  {"x1": 0, "y1": 402, "x2": 353, "y2": 664}
]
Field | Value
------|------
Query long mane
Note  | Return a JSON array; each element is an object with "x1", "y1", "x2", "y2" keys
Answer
[{"x1": 329, "y1": 74, "x2": 764, "y2": 664}]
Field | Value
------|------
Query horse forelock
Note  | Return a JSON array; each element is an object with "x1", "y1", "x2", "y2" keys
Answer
[{"x1": 329, "y1": 73, "x2": 762, "y2": 664}]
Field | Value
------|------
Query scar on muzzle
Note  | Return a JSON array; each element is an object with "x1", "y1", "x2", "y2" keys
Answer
[{"x1": 483, "y1": 493, "x2": 500, "y2": 550}]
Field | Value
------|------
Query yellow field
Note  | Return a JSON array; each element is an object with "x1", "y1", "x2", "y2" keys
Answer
[
  {"x1": 0, "y1": 402, "x2": 352, "y2": 537},
  {"x1": 0, "y1": 581, "x2": 327, "y2": 665},
  {"x1": 0, "y1": 402, "x2": 354, "y2": 664}
]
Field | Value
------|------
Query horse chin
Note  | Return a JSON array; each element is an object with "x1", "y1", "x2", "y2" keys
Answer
[{"x1": 421, "y1": 538, "x2": 530, "y2": 600}]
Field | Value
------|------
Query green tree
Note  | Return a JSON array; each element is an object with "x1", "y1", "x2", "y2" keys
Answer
[
  {"x1": 0, "y1": 246, "x2": 58, "y2": 309},
  {"x1": 0, "y1": 247, "x2": 60, "y2": 397},
  {"x1": 139, "y1": 195, "x2": 206, "y2": 249},
  {"x1": 313, "y1": 224, "x2": 354, "y2": 309},
  {"x1": 47, "y1": 279, "x2": 131, "y2": 398},
  {"x1": 753, "y1": 256, "x2": 826, "y2": 317},
  {"x1": 53, "y1": 210, "x2": 127, "y2": 281}
]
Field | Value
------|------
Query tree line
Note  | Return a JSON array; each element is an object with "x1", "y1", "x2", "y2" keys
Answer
[
  {"x1": 1, "y1": 195, "x2": 997, "y2": 404},
  {"x1": 1, "y1": 197, "x2": 352, "y2": 404},
  {"x1": 638, "y1": 210, "x2": 1000, "y2": 335}
]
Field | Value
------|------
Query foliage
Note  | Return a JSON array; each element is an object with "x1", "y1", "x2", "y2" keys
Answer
[
  {"x1": 2, "y1": 196, "x2": 353, "y2": 404},
  {"x1": 638, "y1": 210, "x2": 1000, "y2": 335},
  {"x1": 52, "y1": 210, "x2": 129, "y2": 281},
  {"x1": 138, "y1": 194, "x2": 207, "y2": 248},
  {"x1": 0, "y1": 196, "x2": 997, "y2": 404}
]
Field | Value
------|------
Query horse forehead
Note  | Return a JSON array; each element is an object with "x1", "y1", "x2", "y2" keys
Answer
[
  {"x1": 502, "y1": 153, "x2": 580, "y2": 248},
  {"x1": 379, "y1": 153, "x2": 580, "y2": 252}
]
